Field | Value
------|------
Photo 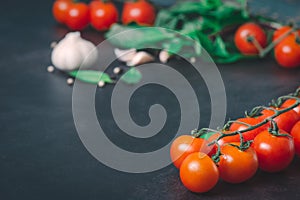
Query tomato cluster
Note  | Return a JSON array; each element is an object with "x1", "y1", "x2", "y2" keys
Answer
[
  {"x1": 170, "y1": 88, "x2": 300, "y2": 193},
  {"x1": 234, "y1": 23, "x2": 300, "y2": 68},
  {"x1": 52, "y1": 0, "x2": 156, "y2": 31}
]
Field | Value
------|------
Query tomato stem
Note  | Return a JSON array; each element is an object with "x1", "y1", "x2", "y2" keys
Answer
[
  {"x1": 193, "y1": 88, "x2": 300, "y2": 164},
  {"x1": 247, "y1": 35, "x2": 264, "y2": 57},
  {"x1": 259, "y1": 27, "x2": 296, "y2": 57}
]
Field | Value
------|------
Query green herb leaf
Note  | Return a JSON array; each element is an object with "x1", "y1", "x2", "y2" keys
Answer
[
  {"x1": 68, "y1": 70, "x2": 113, "y2": 84},
  {"x1": 120, "y1": 68, "x2": 142, "y2": 84},
  {"x1": 213, "y1": 36, "x2": 230, "y2": 57},
  {"x1": 105, "y1": 24, "x2": 174, "y2": 49},
  {"x1": 162, "y1": 38, "x2": 184, "y2": 54}
]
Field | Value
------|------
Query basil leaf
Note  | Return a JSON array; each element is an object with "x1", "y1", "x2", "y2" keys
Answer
[
  {"x1": 68, "y1": 70, "x2": 113, "y2": 84},
  {"x1": 105, "y1": 24, "x2": 175, "y2": 49},
  {"x1": 155, "y1": 10, "x2": 178, "y2": 29},
  {"x1": 213, "y1": 36, "x2": 230, "y2": 57},
  {"x1": 162, "y1": 38, "x2": 184, "y2": 54},
  {"x1": 120, "y1": 68, "x2": 142, "y2": 84}
]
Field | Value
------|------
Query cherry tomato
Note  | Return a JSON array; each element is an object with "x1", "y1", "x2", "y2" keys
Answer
[
  {"x1": 275, "y1": 36, "x2": 300, "y2": 68},
  {"x1": 229, "y1": 117, "x2": 268, "y2": 141},
  {"x1": 207, "y1": 131, "x2": 240, "y2": 156},
  {"x1": 89, "y1": 1, "x2": 119, "y2": 31},
  {"x1": 273, "y1": 26, "x2": 300, "y2": 42},
  {"x1": 281, "y1": 98, "x2": 300, "y2": 117},
  {"x1": 259, "y1": 108, "x2": 300, "y2": 133},
  {"x1": 218, "y1": 143, "x2": 258, "y2": 183},
  {"x1": 122, "y1": 0, "x2": 156, "y2": 26},
  {"x1": 180, "y1": 152, "x2": 219, "y2": 193},
  {"x1": 170, "y1": 135, "x2": 210, "y2": 169},
  {"x1": 65, "y1": 2, "x2": 90, "y2": 30},
  {"x1": 291, "y1": 121, "x2": 300, "y2": 156},
  {"x1": 253, "y1": 129, "x2": 294, "y2": 172},
  {"x1": 52, "y1": 0, "x2": 71, "y2": 24},
  {"x1": 234, "y1": 22, "x2": 267, "y2": 55}
]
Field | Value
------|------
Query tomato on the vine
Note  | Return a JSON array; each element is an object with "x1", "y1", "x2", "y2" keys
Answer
[
  {"x1": 229, "y1": 117, "x2": 268, "y2": 141},
  {"x1": 273, "y1": 26, "x2": 300, "y2": 42},
  {"x1": 253, "y1": 129, "x2": 295, "y2": 172},
  {"x1": 122, "y1": 0, "x2": 156, "y2": 26},
  {"x1": 65, "y1": 2, "x2": 90, "y2": 30},
  {"x1": 275, "y1": 36, "x2": 300, "y2": 68},
  {"x1": 281, "y1": 98, "x2": 300, "y2": 117},
  {"x1": 89, "y1": 1, "x2": 119, "y2": 31},
  {"x1": 291, "y1": 121, "x2": 300, "y2": 156},
  {"x1": 170, "y1": 135, "x2": 210, "y2": 169},
  {"x1": 52, "y1": 0, "x2": 72, "y2": 24},
  {"x1": 218, "y1": 143, "x2": 258, "y2": 183},
  {"x1": 234, "y1": 22, "x2": 267, "y2": 55},
  {"x1": 259, "y1": 108, "x2": 300, "y2": 133},
  {"x1": 180, "y1": 152, "x2": 219, "y2": 193}
]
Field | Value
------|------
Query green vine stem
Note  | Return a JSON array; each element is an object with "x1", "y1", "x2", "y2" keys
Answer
[
  {"x1": 192, "y1": 89, "x2": 300, "y2": 163},
  {"x1": 259, "y1": 27, "x2": 296, "y2": 57}
]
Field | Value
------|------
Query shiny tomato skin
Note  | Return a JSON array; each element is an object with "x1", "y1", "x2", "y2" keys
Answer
[
  {"x1": 281, "y1": 98, "x2": 300, "y2": 117},
  {"x1": 65, "y1": 2, "x2": 90, "y2": 30},
  {"x1": 253, "y1": 130, "x2": 295, "y2": 172},
  {"x1": 89, "y1": 1, "x2": 118, "y2": 31},
  {"x1": 291, "y1": 121, "x2": 300, "y2": 156},
  {"x1": 170, "y1": 135, "x2": 210, "y2": 169},
  {"x1": 229, "y1": 117, "x2": 268, "y2": 141},
  {"x1": 52, "y1": 0, "x2": 72, "y2": 24},
  {"x1": 259, "y1": 108, "x2": 300, "y2": 133},
  {"x1": 180, "y1": 152, "x2": 219, "y2": 193},
  {"x1": 275, "y1": 36, "x2": 300, "y2": 68},
  {"x1": 218, "y1": 143, "x2": 258, "y2": 183},
  {"x1": 234, "y1": 23, "x2": 267, "y2": 55},
  {"x1": 122, "y1": 0, "x2": 156, "y2": 26}
]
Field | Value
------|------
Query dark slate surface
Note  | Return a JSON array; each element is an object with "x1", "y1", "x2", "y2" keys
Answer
[{"x1": 1, "y1": 0, "x2": 300, "y2": 200}]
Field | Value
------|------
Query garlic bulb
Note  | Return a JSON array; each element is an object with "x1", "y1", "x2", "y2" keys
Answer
[{"x1": 51, "y1": 32, "x2": 98, "y2": 71}]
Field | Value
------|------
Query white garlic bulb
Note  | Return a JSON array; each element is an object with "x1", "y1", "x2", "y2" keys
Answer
[{"x1": 51, "y1": 32, "x2": 98, "y2": 71}]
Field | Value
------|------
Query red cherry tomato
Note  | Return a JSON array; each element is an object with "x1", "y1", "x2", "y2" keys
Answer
[
  {"x1": 65, "y1": 2, "x2": 90, "y2": 30},
  {"x1": 253, "y1": 129, "x2": 295, "y2": 172},
  {"x1": 259, "y1": 108, "x2": 300, "y2": 133},
  {"x1": 218, "y1": 143, "x2": 258, "y2": 183},
  {"x1": 291, "y1": 121, "x2": 300, "y2": 156},
  {"x1": 275, "y1": 36, "x2": 300, "y2": 68},
  {"x1": 170, "y1": 135, "x2": 210, "y2": 169},
  {"x1": 122, "y1": 0, "x2": 156, "y2": 26},
  {"x1": 229, "y1": 117, "x2": 268, "y2": 141},
  {"x1": 273, "y1": 26, "x2": 300, "y2": 42},
  {"x1": 52, "y1": 0, "x2": 71, "y2": 24},
  {"x1": 89, "y1": 1, "x2": 119, "y2": 31},
  {"x1": 234, "y1": 22, "x2": 267, "y2": 55},
  {"x1": 281, "y1": 98, "x2": 300, "y2": 117},
  {"x1": 180, "y1": 152, "x2": 219, "y2": 193},
  {"x1": 206, "y1": 131, "x2": 240, "y2": 156}
]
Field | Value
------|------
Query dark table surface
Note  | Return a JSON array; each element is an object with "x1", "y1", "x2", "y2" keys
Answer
[{"x1": 1, "y1": 0, "x2": 300, "y2": 200}]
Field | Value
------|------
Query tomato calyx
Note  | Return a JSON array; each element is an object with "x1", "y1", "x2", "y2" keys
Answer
[{"x1": 268, "y1": 120, "x2": 291, "y2": 138}]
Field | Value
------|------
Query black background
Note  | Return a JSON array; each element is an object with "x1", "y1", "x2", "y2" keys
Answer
[{"x1": 1, "y1": 0, "x2": 300, "y2": 199}]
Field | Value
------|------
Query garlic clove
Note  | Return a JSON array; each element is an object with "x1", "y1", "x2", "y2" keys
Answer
[
  {"x1": 114, "y1": 48, "x2": 137, "y2": 62},
  {"x1": 159, "y1": 50, "x2": 171, "y2": 63},
  {"x1": 126, "y1": 51, "x2": 155, "y2": 67}
]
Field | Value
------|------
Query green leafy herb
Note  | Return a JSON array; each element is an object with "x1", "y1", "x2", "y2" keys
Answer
[
  {"x1": 105, "y1": 24, "x2": 174, "y2": 49},
  {"x1": 68, "y1": 70, "x2": 113, "y2": 84},
  {"x1": 120, "y1": 68, "x2": 142, "y2": 84}
]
